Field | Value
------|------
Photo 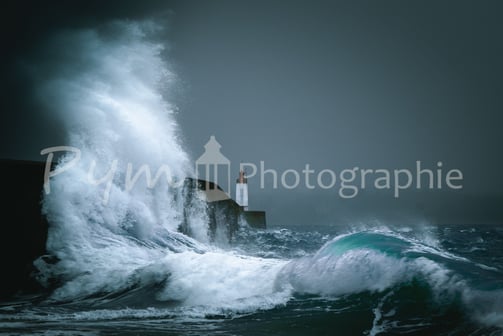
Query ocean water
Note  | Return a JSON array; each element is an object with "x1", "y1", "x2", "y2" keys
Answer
[
  {"x1": 1, "y1": 21, "x2": 502, "y2": 335},
  {"x1": 1, "y1": 224, "x2": 503, "y2": 335}
]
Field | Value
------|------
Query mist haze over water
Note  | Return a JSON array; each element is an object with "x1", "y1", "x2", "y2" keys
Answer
[{"x1": 0, "y1": 1, "x2": 502, "y2": 335}]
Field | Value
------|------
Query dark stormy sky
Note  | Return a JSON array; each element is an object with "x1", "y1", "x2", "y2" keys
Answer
[{"x1": 1, "y1": 0, "x2": 502, "y2": 214}]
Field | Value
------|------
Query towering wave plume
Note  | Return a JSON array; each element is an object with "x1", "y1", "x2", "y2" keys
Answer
[
  {"x1": 33, "y1": 21, "x2": 288, "y2": 313},
  {"x1": 34, "y1": 21, "x2": 212, "y2": 300}
]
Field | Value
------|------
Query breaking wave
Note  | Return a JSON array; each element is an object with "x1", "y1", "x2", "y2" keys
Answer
[{"x1": 2, "y1": 20, "x2": 499, "y2": 336}]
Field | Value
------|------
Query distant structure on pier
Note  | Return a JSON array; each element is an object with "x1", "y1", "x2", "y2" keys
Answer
[{"x1": 192, "y1": 136, "x2": 266, "y2": 233}]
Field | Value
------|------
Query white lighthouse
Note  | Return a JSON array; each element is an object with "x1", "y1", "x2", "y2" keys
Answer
[{"x1": 235, "y1": 170, "x2": 249, "y2": 210}]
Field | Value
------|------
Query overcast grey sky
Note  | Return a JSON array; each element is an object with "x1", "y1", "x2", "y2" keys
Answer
[
  {"x1": 169, "y1": 1, "x2": 502, "y2": 197},
  {"x1": 1, "y1": 0, "x2": 502, "y2": 199}
]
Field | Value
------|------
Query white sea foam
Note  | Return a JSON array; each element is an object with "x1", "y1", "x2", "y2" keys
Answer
[
  {"x1": 276, "y1": 249, "x2": 410, "y2": 296},
  {"x1": 34, "y1": 21, "x2": 292, "y2": 314}
]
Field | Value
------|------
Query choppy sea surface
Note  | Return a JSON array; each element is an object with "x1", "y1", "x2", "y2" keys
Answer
[{"x1": 1, "y1": 222, "x2": 502, "y2": 336}]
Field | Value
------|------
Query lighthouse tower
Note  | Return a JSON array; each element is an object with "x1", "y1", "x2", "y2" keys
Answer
[{"x1": 235, "y1": 170, "x2": 249, "y2": 210}]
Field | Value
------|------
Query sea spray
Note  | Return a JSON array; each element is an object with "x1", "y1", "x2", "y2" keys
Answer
[
  {"x1": 33, "y1": 21, "x2": 212, "y2": 299},
  {"x1": 31, "y1": 21, "x2": 291, "y2": 313}
]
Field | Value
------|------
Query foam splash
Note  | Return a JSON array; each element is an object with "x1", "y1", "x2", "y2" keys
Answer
[
  {"x1": 33, "y1": 21, "x2": 291, "y2": 314},
  {"x1": 35, "y1": 20, "x2": 210, "y2": 300}
]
